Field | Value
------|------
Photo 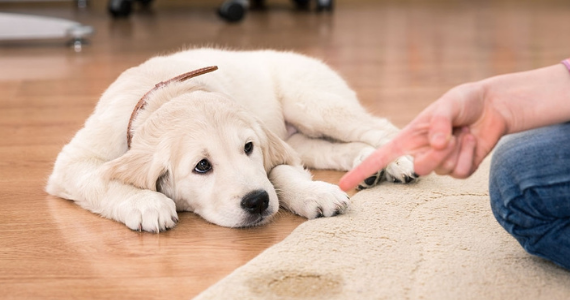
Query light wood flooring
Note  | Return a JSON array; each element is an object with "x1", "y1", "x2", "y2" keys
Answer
[{"x1": 1, "y1": 0, "x2": 570, "y2": 298}]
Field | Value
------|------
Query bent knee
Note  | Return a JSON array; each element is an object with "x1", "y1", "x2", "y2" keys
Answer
[{"x1": 490, "y1": 180, "x2": 570, "y2": 265}]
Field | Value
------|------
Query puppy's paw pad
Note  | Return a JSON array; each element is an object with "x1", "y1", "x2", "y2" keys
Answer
[{"x1": 357, "y1": 170, "x2": 385, "y2": 190}]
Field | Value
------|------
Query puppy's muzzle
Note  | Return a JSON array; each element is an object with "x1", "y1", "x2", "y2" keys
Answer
[{"x1": 241, "y1": 190, "x2": 269, "y2": 215}]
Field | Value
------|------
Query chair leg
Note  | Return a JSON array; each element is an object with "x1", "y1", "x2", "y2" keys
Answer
[
  {"x1": 218, "y1": 0, "x2": 249, "y2": 22},
  {"x1": 108, "y1": 0, "x2": 133, "y2": 18},
  {"x1": 316, "y1": 0, "x2": 333, "y2": 12}
]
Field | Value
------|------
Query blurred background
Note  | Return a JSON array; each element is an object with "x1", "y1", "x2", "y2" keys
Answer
[
  {"x1": 2, "y1": 0, "x2": 570, "y2": 124},
  {"x1": 2, "y1": 0, "x2": 570, "y2": 105}
]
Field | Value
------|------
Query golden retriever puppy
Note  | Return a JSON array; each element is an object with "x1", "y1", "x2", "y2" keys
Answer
[{"x1": 46, "y1": 48, "x2": 417, "y2": 232}]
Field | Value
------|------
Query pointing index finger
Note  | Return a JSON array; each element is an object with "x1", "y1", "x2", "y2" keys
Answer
[
  {"x1": 338, "y1": 123, "x2": 430, "y2": 191},
  {"x1": 339, "y1": 141, "x2": 404, "y2": 191}
]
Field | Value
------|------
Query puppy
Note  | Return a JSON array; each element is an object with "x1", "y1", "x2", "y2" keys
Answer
[{"x1": 46, "y1": 48, "x2": 417, "y2": 232}]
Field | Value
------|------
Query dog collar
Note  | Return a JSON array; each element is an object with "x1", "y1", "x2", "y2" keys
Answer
[{"x1": 126, "y1": 66, "x2": 218, "y2": 149}]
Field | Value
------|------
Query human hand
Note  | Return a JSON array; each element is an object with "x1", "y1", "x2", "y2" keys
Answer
[{"x1": 339, "y1": 82, "x2": 508, "y2": 191}]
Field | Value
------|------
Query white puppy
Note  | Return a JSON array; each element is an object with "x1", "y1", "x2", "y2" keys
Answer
[{"x1": 46, "y1": 48, "x2": 417, "y2": 232}]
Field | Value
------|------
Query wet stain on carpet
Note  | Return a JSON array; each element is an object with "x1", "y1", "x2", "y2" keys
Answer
[{"x1": 249, "y1": 270, "x2": 343, "y2": 298}]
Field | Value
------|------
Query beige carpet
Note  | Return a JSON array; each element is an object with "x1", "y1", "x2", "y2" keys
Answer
[{"x1": 194, "y1": 159, "x2": 570, "y2": 299}]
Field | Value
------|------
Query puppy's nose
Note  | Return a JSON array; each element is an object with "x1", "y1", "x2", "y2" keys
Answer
[{"x1": 241, "y1": 190, "x2": 269, "y2": 214}]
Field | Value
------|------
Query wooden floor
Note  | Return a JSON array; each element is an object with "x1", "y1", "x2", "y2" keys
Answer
[{"x1": 1, "y1": 1, "x2": 570, "y2": 299}]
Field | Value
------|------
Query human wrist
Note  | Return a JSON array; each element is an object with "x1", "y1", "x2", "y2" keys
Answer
[
  {"x1": 480, "y1": 64, "x2": 570, "y2": 134},
  {"x1": 477, "y1": 74, "x2": 516, "y2": 135}
]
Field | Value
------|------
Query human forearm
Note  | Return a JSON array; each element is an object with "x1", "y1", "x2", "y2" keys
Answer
[{"x1": 481, "y1": 63, "x2": 570, "y2": 135}]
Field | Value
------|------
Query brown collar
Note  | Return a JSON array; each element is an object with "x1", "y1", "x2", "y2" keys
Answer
[{"x1": 126, "y1": 66, "x2": 218, "y2": 149}]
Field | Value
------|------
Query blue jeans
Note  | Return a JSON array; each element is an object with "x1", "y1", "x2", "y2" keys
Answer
[{"x1": 489, "y1": 122, "x2": 570, "y2": 270}]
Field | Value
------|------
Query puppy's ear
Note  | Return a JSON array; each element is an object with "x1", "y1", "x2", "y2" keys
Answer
[
  {"x1": 103, "y1": 150, "x2": 169, "y2": 192},
  {"x1": 257, "y1": 124, "x2": 302, "y2": 173}
]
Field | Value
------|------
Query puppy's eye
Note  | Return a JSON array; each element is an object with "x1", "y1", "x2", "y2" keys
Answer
[
  {"x1": 194, "y1": 159, "x2": 212, "y2": 174},
  {"x1": 244, "y1": 142, "x2": 254, "y2": 155}
]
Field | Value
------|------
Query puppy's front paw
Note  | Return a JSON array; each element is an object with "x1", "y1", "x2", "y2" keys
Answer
[
  {"x1": 286, "y1": 181, "x2": 350, "y2": 219},
  {"x1": 120, "y1": 191, "x2": 178, "y2": 233},
  {"x1": 385, "y1": 155, "x2": 418, "y2": 184}
]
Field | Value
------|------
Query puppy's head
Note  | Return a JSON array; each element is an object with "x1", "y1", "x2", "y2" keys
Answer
[{"x1": 104, "y1": 91, "x2": 296, "y2": 227}]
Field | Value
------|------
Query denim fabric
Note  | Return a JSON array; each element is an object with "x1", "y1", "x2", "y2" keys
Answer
[{"x1": 489, "y1": 122, "x2": 570, "y2": 270}]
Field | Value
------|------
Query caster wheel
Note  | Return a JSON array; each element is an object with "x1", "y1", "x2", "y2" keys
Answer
[
  {"x1": 108, "y1": 0, "x2": 133, "y2": 17},
  {"x1": 218, "y1": 1, "x2": 247, "y2": 22},
  {"x1": 292, "y1": 0, "x2": 310, "y2": 10},
  {"x1": 316, "y1": 0, "x2": 334, "y2": 12},
  {"x1": 250, "y1": 0, "x2": 265, "y2": 10}
]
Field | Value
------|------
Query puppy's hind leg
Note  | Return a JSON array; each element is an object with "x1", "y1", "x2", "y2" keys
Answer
[
  {"x1": 276, "y1": 56, "x2": 419, "y2": 183},
  {"x1": 282, "y1": 92, "x2": 399, "y2": 147},
  {"x1": 287, "y1": 133, "x2": 386, "y2": 190},
  {"x1": 286, "y1": 132, "x2": 373, "y2": 171},
  {"x1": 282, "y1": 93, "x2": 418, "y2": 185}
]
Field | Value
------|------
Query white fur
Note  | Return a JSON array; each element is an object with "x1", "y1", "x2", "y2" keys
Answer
[{"x1": 46, "y1": 48, "x2": 416, "y2": 232}]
